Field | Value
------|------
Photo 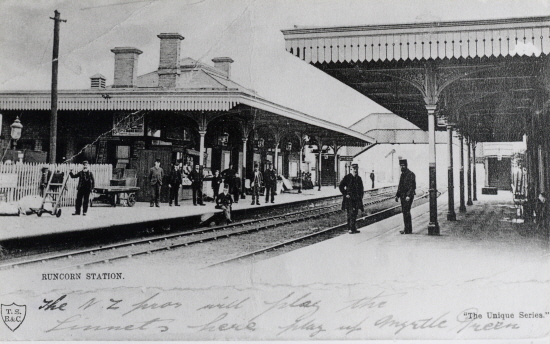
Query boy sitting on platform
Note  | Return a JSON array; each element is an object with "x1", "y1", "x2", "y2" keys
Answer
[{"x1": 216, "y1": 184, "x2": 233, "y2": 224}]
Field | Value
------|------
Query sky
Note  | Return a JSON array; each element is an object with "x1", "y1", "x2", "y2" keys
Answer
[{"x1": 0, "y1": 0, "x2": 548, "y2": 127}]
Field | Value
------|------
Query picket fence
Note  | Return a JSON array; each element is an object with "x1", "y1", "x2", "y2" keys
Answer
[{"x1": 0, "y1": 163, "x2": 112, "y2": 207}]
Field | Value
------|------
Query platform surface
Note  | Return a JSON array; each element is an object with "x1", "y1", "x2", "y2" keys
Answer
[
  {"x1": 0, "y1": 187, "x2": 343, "y2": 241},
  {"x1": 1, "y1": 191, "x2": 548, "y2": 341}
]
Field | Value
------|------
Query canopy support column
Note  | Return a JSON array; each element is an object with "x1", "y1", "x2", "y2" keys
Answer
[
  {"x1": 473, "y1": 141, "x2": 478, "y2": 201},
  {"x1": 294, "y1": 132, "x2": 309, "y2": 194},
  {"x1": 427, "y1": 104, "x2": 440, "y2": 235},
  {"x1": 239, "y1": 120, "x2": 253, "y2": 199},
  {"x1": 459, "y1": 134, "x2": 466, "y2": 213},
  {"x1": 331, "y1": 141, "x2": 342, "y2": 189},
  {"x1": 447, "y1": 125, "x2": 456, "y2": 221},
  {"x1": 315, "y1": 136, "x2": 325, "y2": 191},
  {"x1": 241, "y1": 137, "x2": 248, "y2": 199},
  {"x1": 467, "y1": 137, "x2": 473, "y2": 206}
]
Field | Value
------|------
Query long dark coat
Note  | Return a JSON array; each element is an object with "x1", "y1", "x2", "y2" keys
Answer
[
  {"x1": 263, "y1": 169, "x2": 277, "y2": 187},
  {"x1": 69, "y1": 170, "x2": 95, "y2": 191},
  {"x1": 339, "y1": 173, "x2": 364, "y2": 211},
  {"x1": 188, "y1": 169, "x2": 202, "y2": 186},
  {"x1": 396, "y1": 169, "x2": 416, "y2": 199},
  {"x1": 168, "y1": 169, "x2": 183, "y2": 186}
]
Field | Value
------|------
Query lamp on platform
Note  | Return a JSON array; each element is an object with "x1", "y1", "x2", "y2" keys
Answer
[
  {"x1": 10, "y1": 116, "x2": 23, "y2": 149},
  {"x1": 286, "y1": 141, "x2": 292, "y2": 151}
]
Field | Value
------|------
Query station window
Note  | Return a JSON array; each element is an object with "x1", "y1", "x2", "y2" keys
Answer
[{"x1": 290, "y1": 161, "x2": 298, "y2": 177}]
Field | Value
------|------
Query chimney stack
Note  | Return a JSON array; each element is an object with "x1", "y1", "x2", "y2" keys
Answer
[
  {"x1": 157, "y1": 33, "x2": 184, "y2": 88},
  {"x1": 212, "y1": 57, "x2": 234, "y2": 78},
  {"x1": 110, "y1": 47, "x2": 142, "y2": 88}
]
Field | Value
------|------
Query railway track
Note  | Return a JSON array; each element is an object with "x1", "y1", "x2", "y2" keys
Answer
[
  {"x1": 1, "y1": 187, "x2": 399, "y2": 270},
  {"x1": 208, "y1": 191, "x2": 433, "y2": 267}
]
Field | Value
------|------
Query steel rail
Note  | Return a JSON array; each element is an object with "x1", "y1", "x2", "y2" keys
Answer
[
  {"x1": 1, "y1": 187, "x2": 397, "y2": 269},
  {"x1": 207, "y1": 191, "x2": 433, "y2": 267},
  {"x1": 59, "y1": 193, "x2": 398, "y2": 269}
]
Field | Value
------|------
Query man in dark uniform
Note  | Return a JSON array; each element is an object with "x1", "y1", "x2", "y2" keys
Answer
[
  {"x1": 216, "y1": 184, "x2": 234, "y2": 224},
  {"x1": 251, "y1": 164, "x2": 263, "y2": 205},
  {"x1": 339, "y1": 162, "x2": 364, "y2": 234},
  {"x1": 233, "y1": 173, "x2": 241, "y2": 203},
  {"x1": 395, "y1": 159, "x2": 416, "y2": 234},
  {"x1": 149, "y1": 159, "x2": 164, "y2": 207},
  {"x1": 189, "y1": 164, "x2": 205, "y2": 206},
  {"x1": 168, "y1": 163, "x2": 182, "y2": 206},
  {"x1": 263, "y1": 162, "x2": 277, "y2": 204},
  {"x1": 221, "y1": 164, "x2": 236, "y2": 196},
  {"x1": 370, "y1": 170, "x2": 375, "y2": 189},
  {"x1": 69, "y1": 161, "x2": 95, "y2": 216},
  {"x1": 211, "y1": 170, "x2": 222, "y2": 202}
]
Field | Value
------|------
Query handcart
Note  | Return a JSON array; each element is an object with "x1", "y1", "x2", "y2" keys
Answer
[
  {"x1": 90, "y1": 186, "x2": 140, "y2": 207},
  {"x1": 30, "y1": 171, "x2": 70, "y2": 218}
]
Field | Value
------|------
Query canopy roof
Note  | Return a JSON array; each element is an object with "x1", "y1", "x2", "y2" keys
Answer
[
  {"x1": 0, "y1": 91, "x2": 373, "y2": 147},
  {"x1": 283, "y1": 16, "x2": 550, "y2": 142}
]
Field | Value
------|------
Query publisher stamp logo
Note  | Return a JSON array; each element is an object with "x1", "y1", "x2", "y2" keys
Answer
[{"x1": 2, "y1": 303, "x2": 26, "y2": 332}]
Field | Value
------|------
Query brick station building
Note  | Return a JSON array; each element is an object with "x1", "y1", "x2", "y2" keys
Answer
[{"x1": 0, "y1": 33, "x2": 373, "y2": 202}]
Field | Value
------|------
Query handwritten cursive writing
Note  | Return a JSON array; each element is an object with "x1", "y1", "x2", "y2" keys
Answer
[
  {"x1": 374, "y1": 313, "x2": 448, "y2": 335},
  {"x1": 123, "y1": 293, "x2": 182, "y2": 316},
  {"x1": 45, "y1": 314, "x2": 174, "y2": 333},
  {"x1": 187, "y1": 312, "x2": 256, "y2": 332},
  {"x1": 249, "y1": 292, "x2": 321, "y2": 321},
  {"x1": 197, "y1": 296, "x2": 250, "y2": 311}
]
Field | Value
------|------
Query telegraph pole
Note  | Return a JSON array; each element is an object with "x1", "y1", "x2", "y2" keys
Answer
[{"x1": 49, "y1": 10, "x2": 66, "y2": 163}]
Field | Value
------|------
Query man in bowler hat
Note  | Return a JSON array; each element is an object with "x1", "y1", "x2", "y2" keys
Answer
[
  {"x1": 339, "y1": 162, "x2": 364, "y2": 234},
  {"x1": 149, "y1": 159, "x2": 164, "y2": 207},
  {"x1": 251, "y1": 164, "x2": 263, "y2": 205},
  {"x1": 168, "y1": 163, "x2": 182, "y2": 206},
  {"x1": 395, "y1": 159, "x2": 416, "y2": 234},
  {"x1": 263, "y1": 161, "x2": 277, "y2": 204},
  {"x1": 189, "y1": 164, "x2": 205, "y2": 206}
]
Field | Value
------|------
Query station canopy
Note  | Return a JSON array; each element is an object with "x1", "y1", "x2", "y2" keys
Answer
[
  {"x1": 282, "y1": 16, "x2": 550, "y2": 142},
  {"x1": 0, "y1": 57, "x2": 374, "y2": 147}
]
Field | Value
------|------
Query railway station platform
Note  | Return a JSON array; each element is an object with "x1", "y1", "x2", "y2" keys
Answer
[
  {"x1": 199, "y1": 190, "x2": 549, "y2": 341},
  {"x1": 0, "y1": 186, "x2": 348, "y2": 242},
  {"x1": 246, "y1": 190, "x2": 549, "y2": 285}
]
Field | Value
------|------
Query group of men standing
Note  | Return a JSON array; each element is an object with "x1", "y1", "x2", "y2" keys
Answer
[
  {"x1": 65, "y1": 157, "x2": 415, "y2": 234},
  {"x1": 147, "y1": 160, "x2": 279, "y2": 221},
  {"x1": 149, "y1": 160, "x2": 211, "y2": 207},
  {"x1": 339, "y1": 159, "x2": 415, "y2": 235}
]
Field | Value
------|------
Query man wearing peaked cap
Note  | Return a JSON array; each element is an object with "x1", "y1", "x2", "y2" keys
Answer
[
  {"x1": 69, "y1": 160, "x2": 95, "y2": 216},
  {"x1": 395, "y1": 158, "x2": 416, "y2": 234},
  {"x1": 339, "y1": 161, "x2": 364, "y2": 234}
]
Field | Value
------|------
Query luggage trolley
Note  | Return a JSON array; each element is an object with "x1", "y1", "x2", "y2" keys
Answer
[{"x1": 30, "y1": 171, "x2": 70, "y2": 217}]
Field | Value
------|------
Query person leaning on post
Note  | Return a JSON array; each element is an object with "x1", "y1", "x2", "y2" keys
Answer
[
  {"x1": 70, "y1": 160, "x2": 95, "y2": 216},
  {"x1": 339, "y1": 161, "x2": 364, "y2": 234},
  {"x1": 216, "y1": 183, "x2": 233, "y2": 224},
  {"x1": 395, "y1": 159, "x2": 416, "y2": 234},
  {"x1": 149, "y1": 159, "x2": 164, "y2": 207}
]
